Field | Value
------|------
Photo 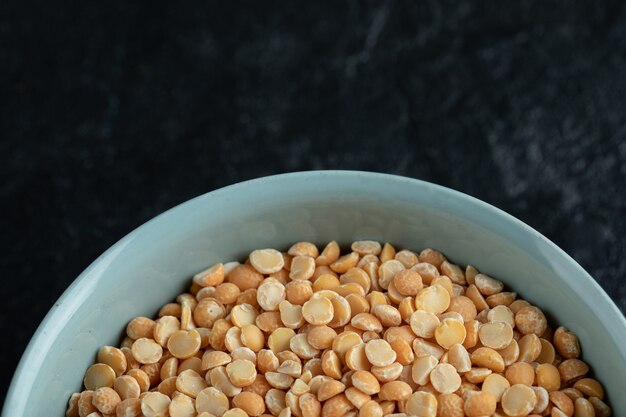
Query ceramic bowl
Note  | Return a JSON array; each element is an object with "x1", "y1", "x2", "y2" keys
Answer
[{"x1": 4, "y1": 171, "x2": 624, "y2": 416}]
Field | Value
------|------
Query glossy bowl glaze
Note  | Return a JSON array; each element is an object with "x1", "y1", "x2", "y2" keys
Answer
[{"x1": 4, "y1": 171, "x2": 625, "y2": 416}]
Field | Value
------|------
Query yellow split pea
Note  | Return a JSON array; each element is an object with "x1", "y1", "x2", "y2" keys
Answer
[{"x1": 66, "y1": 241, "x2": 611, "y2": 417}]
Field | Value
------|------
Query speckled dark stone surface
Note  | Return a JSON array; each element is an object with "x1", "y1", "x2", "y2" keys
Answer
[{"x1": 1, "y1": 0, "x2": 625, "y2": 405}]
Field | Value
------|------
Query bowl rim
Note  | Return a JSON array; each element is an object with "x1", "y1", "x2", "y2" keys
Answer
[{"x1": 4, "y1": 170, "x2": 625, "y2": 415}]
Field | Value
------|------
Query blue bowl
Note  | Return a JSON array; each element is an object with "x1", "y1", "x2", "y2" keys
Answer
[{"x1": 4, "y1": 171, "x2": 624, "y2": 416}]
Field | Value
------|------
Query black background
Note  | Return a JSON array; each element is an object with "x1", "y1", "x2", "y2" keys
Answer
[{"x1": 2, "y1": 0, "x2": 626, "y2": 407}]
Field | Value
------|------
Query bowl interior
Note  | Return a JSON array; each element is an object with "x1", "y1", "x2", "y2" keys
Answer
[{"x1": 5, "y1": 171, "x2": 625, "y2": 416}]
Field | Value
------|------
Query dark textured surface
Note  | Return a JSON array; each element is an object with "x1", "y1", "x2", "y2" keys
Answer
[{"x1": 1, "y1": 0, "x2": 626, "y2": 406}]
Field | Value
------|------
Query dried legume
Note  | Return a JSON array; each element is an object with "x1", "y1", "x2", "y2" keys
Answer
[{"x1": 66, "y1": 242, "x2": 610, "y2": 417}]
